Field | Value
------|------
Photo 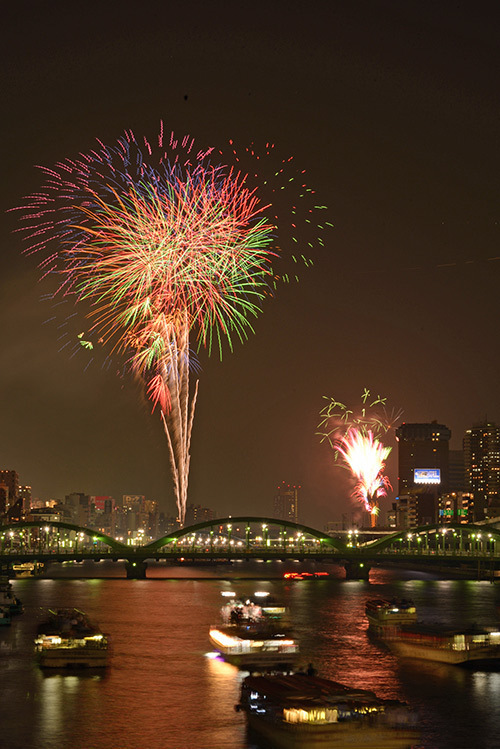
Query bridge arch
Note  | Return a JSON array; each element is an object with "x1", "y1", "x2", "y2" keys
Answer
[
  {"x1": 0, "y1": 521, "x2": 128, "y2": 553},
  {"x1": 143, "y1": 516, "x2": 347, "y2": 552},
  {"x1": 363, "y1": 522, "x2": 500, "y2": 552}
]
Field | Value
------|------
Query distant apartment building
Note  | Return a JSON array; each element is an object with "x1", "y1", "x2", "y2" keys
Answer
[
  {"x1": 90, "y1": 495, "x2": 116, "y2": 535},
  {"x1": 394, "y1": 493, "x2": 437, "y2": 529},
  {"x1": 463, "y1": 422, "x2": 500, "y2": 509},
  {"x1": 184, "y1": 503, "x2": 215, "y2": 526},
  {"x1": 0, "y1": 469, "x2": 19, "y2": 508},
  {"x1": 438, "y1": 491, "x2": 481, "y2": 524},
  {"x1": 273, "y1": 482, "x2": 299, "y2": 524},
  {"x1": 158, "y1": 513, "x2": 180, "y2": 536},
  {"x1": 27, "y1": 506, "x2": 62, "y2": 523},
  {"x1": 121, "y1": 495, "x2": 159, "y2": 538},
  {"x1": 64, "y1": 492, "x2": 91, "y2": 526}
]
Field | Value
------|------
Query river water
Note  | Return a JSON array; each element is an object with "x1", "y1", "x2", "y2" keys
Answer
[{"x1": 1, "y1": 561, "x2": 499, "y2": 749}]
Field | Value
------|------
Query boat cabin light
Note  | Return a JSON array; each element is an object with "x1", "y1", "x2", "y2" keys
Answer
[{"x1": 38, "y1": 635, "x2": 62, "y2": 645}]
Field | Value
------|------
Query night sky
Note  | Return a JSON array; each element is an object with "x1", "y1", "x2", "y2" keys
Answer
[{"x1": 1, "y1": 2, "x2": 499, "y2": 527}]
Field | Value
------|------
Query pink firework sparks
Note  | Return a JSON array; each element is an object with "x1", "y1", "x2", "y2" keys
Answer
[{"x1": 334, "y1": 428, "x2": 392, "y2": 515}]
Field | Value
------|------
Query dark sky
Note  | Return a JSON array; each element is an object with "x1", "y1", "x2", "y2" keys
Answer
[{"x1": 1, "y1": 1, "x2": 499, "y2": 527}]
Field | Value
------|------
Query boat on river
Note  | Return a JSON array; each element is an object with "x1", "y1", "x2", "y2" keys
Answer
[
  {"x1": 35, "y1": 608, "x2": 108, "y2": 668},
  {"x1": 0, "y1": 606, "x2": 11, "y2": 626},
  {"x1": 365, "y1": 598, "x2": 417, "y2": 632},
  {"x1": 236, "y1": 673, "x2": 420, "y2": 749},
  {"x1": 0, "y1": 578, "x2": 23, "y2": 615},
  {"x1": 209, "y1": 592, "x2": 298, "y2": 671},
  {"x1": 385, "y1": 624, "x2": 500, "y2": 667}
]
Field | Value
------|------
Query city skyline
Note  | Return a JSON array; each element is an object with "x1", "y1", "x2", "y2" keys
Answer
[
  {"x1": 3, "y1": 416, "x2": 498, "y2": 529},
  {"x1": 1, "y1": 3, "x2": 500, "y2": 527}
]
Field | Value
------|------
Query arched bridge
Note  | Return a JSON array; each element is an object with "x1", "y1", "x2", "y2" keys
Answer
[
  {"x1": 143, "y1": 515, "x2": 347, "y2": 553},
  {"x1": 1, "y1": 517, "x2": 499, "y2": 579}
]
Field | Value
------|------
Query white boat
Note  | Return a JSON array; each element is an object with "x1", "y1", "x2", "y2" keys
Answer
[
  {"x1": 386, "y1": 625, "x2": 500, "y2": 667},
  {"x1": 35, "y1": 609, "x2": 108, "y2": 668},
  {"x1": 209, "y1": 592, "x2": 298, "y2": 671},
  {"x1": 365, "y1": 598, "x2": 417, "y2": 632},
  {"x1": 237, "y1": 673, "x2": 420, "y2": 749}
]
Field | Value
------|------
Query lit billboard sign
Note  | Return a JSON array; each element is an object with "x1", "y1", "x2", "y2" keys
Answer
[{"x1": 414, "y1": 468, "x2": 441, "y2": 485}]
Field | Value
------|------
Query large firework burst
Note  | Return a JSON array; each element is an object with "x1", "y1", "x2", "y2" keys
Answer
[
  {"x1": 16, "y1": 125, "x2": 328, "y2": 524},
  {"x1": 334, "y1": 428, "x2": 392, "y2": 526},
  {"x1": 318, "y1": 388, "x2": 399, "y2": 526}
]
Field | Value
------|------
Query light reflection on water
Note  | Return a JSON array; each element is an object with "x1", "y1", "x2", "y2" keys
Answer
[{"x1": 0, "y1": 564, "x2": 499, "y2": 748}]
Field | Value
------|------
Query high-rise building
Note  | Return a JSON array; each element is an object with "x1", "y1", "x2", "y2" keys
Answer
[
  {"x1": 273, "y1": 482, "x2": 299, "y2": 523},
  {"x1": 395, "y1": 422, "x2": 451, "y2": 495},
  {"x1": 0, "y1": 469, "x2": 19, "y2": 508},
  {"x1": 463, "y1": 422, "x2": 500, "y2": 509},
  {"x1": 18, "y1": 486, "x2": 32, "y2": 513}
]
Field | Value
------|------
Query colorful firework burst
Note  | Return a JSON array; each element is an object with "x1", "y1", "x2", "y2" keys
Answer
[{"x1": 16, "y1": 124, "x2": 329, "y2": 524}]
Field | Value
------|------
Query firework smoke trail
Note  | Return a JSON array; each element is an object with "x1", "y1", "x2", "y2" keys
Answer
[
  {"x1": 16, "y1": 126, "x2": 328, "y2": 524},
  {"x1": 335, "y1": 428, "x2": 392, "y2": 526}
]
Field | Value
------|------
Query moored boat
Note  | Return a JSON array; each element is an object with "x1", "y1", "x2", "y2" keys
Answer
[
  {"x1": 12, "y1": 562, "x2": 42, "y2": 577},
  {"x1": 0, "y1": 578, "x2": 23, "y2": 615},
  {"x1": 209, "y1": 592, "x2": 298, "y2": 671},
  {"x1": 0, "y1": 606, "x2": 12, "y2": 626},
  {"x1": 35, "y1": 608, "x2": 108, "y2": 668},
  {"x1": 236, "y1": 673, "x2": 420, "y2": 749},
  {"x1": 365, "y1": 598, "x2": 416, "y2": 632},
  {"x1": 385, "y1": 624, "x2": 500, "y2": 667}
]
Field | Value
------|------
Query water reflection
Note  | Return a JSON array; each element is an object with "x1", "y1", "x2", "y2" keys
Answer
[{"x1": 0, "y1": 569, "x2": 499, "y2": 748}]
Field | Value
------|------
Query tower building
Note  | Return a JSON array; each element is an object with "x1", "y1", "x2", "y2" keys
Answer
[
  {"x1": 0, "y1": 470, "x2": 19, "y2": 511},
  {"x1": 273, "y1": 482, "x2": 299, "y2": 523},
  {"x1": 463, "y1": 422, "x2": 500, "y2": 511},
  {"x1": 395, "y1": 422, "x2": 451, "y2": 495}
]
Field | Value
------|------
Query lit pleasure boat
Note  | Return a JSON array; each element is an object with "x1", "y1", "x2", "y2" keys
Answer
[
  {"x1": 209, "y1": 592, "x2": 298, "y2": 671},
  {"x1": 35, "y1": 608, "x2": 108, "y2": 668},
  {"x1": 385, "y1": 624, "x2": 500, "y2": 667},
  {"x1": 365, "y1": 598, "x2": 417, "y2": 632},
  {"x1": 236, "y1": 673, "x2": 420, "y2": 749}
]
